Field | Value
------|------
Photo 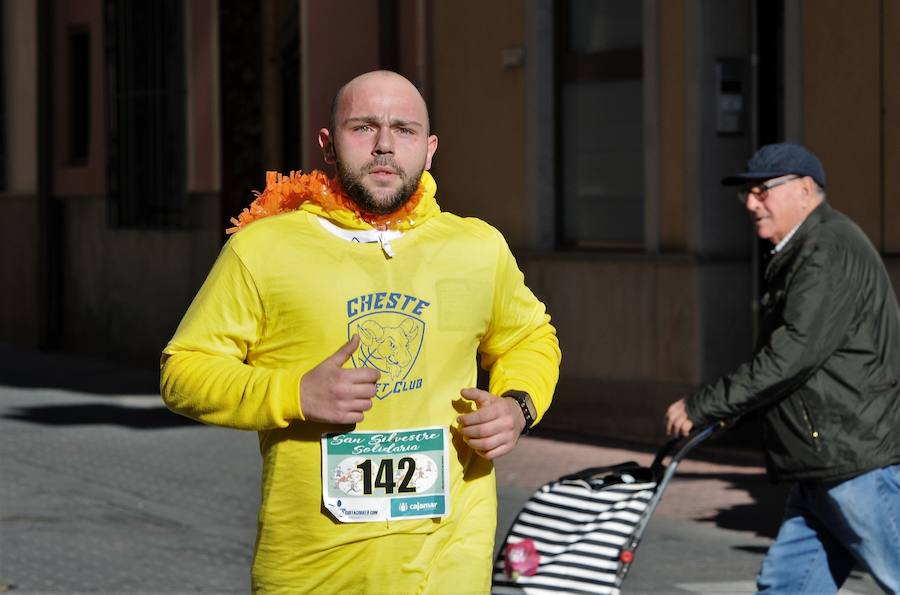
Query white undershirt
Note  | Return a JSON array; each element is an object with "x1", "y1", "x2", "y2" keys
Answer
[
  {"x1": 772, "y1": 221, "x2": 803, "y2": 254},
  {"x1": 317, "y1": 216, "x2": 404, "y2": 258}
]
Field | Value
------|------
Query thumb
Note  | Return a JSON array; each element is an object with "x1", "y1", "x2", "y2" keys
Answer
[
  {"x1": 329, "y1": 334, "x2": 360, "y2": 366},
  {"x1": 460, "y1": 387, "x2": 492, "y2": 408}
]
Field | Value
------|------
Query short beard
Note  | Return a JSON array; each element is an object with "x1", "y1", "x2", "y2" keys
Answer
[{"x1": 337, "y1": 157, "x2": 423, "y2": 216}]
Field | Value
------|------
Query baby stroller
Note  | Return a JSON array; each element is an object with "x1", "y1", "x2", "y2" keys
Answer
[{"x1": 492, "y1": 423, "x2": 726, "y2": 595}]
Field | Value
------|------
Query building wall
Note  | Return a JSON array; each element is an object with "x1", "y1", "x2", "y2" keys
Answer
[
  {"x1": 658, "y1": 0, "x2": 689, "y2": 251},
  {"x1": 59, "y1": 196, "x2": 221, "y2": 361},
  {"x1": 430, "y1": 0, "x2": 529, "y2": 247},
  {"x1": 2, "y1": 0, "x2": 897, "y2": 446},
  {"x1": 803, "y1": 2, "x2": 879, "y2": 228},
  {"x1": 0, "y1": 193, "x2": 40, "y2": 345},
  {"x1": 0, "y1": 0, "x2": 39, "y2": 346},
  {"x1": 684, "y1": 0, "x2": 756, "y2": 389},
  {"x1": 426, "y1": 0, "x2": 760, "y2": 443},
  {"x1": 886, "y1": 0, "x2": 900, "y2": 254},
  {"x1": 300, "y1": 0, "x2": 381, "y2": 172},
  {"x1": 51, "y1": 0, "x2": 105, "y2": 197},
  {"x1": 525, "y1": 0, "x2": 754, "y2": 442},
  {"x1": 49, "y1": 0, "x2": 223, "y2": 362},
  {"x1": 0, "y1": 195, "x2": 40, "y2": 344},
  {"x1": 522, "y1": 256, "x2": 703, "y2": 442},
  {"x1": 4, "y1": 0, "x2": 37, "y2": 194},
  {"x1": 802, "y1": 0, "x2": 889, "y2": 249},
  {"x1": 188, "y1": 0, "x2": 220, "y2": 194},
  {"x1": 800, "y1": 0, "x2": 900, "y2": 312}
]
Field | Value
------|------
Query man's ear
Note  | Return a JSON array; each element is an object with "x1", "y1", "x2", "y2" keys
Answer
[
  {"x1": 318, "y1": 128, "x2": 336, "y2": 164},
  {"x1": 802, "y1": 176, "x2": 815, "y2": 198},
  {"x1": 800, "y1": 176, "x2": 822, "y2": 209},
  {"x1": 424, "y1": 134, "x2": 438, "y2": 170}
]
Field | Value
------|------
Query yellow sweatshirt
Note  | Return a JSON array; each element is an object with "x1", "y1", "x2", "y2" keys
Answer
[{"x1": 161, "y1": 182, "x2": 560, "y2": 594}]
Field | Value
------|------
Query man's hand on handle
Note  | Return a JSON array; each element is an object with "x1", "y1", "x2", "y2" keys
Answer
[
  {"x1": 300, "y1": 335, "x2": 380, "y2": 424},
  {"x1": 665, "y1": 397, "x2": 694, "y2": 438},
  {"x1": 458, "y1": 388, "x2": 526, "y2": 460}
]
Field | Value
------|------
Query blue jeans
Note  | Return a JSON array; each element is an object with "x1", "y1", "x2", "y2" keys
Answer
[{"x1": 756, "y1": 464, "x2": 900, "y2": 594}]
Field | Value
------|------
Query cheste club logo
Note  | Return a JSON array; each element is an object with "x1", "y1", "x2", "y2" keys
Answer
[{"x1": 347, "y1": 292, "x2": 430, "y2": 399}]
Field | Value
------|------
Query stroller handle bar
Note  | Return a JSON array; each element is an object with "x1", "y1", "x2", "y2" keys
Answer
[{"x1": 650, "y1": 419, "x2": 731, "y2": 477}]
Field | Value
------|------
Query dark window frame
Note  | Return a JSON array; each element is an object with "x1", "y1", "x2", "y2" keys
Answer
[
  {"x1": 554, "y1": 0, "x2": 645, "y2": 250},
  {"x1": 105, "y1": 0, "x2": 188, "y2": 229}
]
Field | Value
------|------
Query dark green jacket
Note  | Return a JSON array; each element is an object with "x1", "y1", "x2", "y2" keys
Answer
[{"x1": 687, "y1": 202, "x2": 900, "y2": 482}]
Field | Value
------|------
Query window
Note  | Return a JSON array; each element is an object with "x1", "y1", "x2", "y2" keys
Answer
[
  {"x1": 106, "y1": 0, "x2": 187, "y2": 227},
  {"x1": 557, "y1": 0, "x2": 644, "y2": 248}
]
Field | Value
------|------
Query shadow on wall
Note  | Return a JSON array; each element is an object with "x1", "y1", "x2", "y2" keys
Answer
[
  {"x1": 2, "y1": 403, "x2": 199, "y2": 429},
  {"x1": 0, "y1": 345, "x2": 159, "y2": 395},
  {"x1": 0, "y1": 345, "x2": 198, "y2": 428}
]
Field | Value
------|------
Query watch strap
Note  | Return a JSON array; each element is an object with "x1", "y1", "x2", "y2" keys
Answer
[{"x1": 504, "y1": 390, "x2": 534, "y2": 435}]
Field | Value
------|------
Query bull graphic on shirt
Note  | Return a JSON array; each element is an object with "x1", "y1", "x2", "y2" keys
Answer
[
  {"x1": 357, "y1": 318, "x2": 419, "y2": 379},
  {"x1": 349, "y1": 309, "x2": 426, "y2": 400}
]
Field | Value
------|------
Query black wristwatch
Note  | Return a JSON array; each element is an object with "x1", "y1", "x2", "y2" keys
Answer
[{"x1": 504, "y1": 390, "x2": 534, "y2": 435}]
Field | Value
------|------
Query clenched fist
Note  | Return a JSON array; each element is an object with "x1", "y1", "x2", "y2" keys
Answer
[
  {"x1": 458, "y1": 388, "x2": 526, "y2": 460},
  {"x1": 300, "y1": 335, "x2": 380, "y2": 424}
]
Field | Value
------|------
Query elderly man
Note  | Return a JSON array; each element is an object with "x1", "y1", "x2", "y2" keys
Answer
[
  {"x1": 665, "y1": 143, "x2": 900, "y2": 593},
  {"x1": 161, "y1": 71, "x2": 560, "y2": 593}
]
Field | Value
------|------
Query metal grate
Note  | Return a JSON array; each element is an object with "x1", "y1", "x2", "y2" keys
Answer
[{"x1": 106, "y1": 0, "x2": 187, "y2": 227}]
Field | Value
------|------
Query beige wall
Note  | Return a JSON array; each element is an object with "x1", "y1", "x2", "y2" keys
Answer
[
  {"x1": 0, "y1": 197, "x2": 39, "y2": 345},
  {"x1": 658, "y1": 0, "x2": 689, "y2": 251},
  {"x1": 299, "y1": 0, "x2": 431, "y2": 175},
  {"x1": 0, "y1": 1, "x2": 39, "y2": 345},
  {"x1": 885, "y1": 0, "x2": 900, "y2": 253},
  {"x1": 4, "y1": 0, "x2": 37, "y2": 194},
  {"x1": 803, "y1": 0, "x2": 882, "y2": 246},
  {"x1": 60, "y1": 196, "x2": 221, "y2": 362},
  {"x1": 187, "y1": 0, "x2": 220, "y2": 193},
  {"x1": 527, "y1": 257, "x2": 700, "y2": 384},
  {"x1": 300, "y1": 0, "x2": 380, "y2": 172},
  {"x1": 521, "y1": 256, "x2": 704, "y2": 442},
  {"x1": 430, "y1": 0, "x2": 528, "y2": 246}
]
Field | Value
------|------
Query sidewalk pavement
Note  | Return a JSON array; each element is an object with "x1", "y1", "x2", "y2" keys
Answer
[{"x1": 0, "y1": 346, "x2": 881, "y2": 594}]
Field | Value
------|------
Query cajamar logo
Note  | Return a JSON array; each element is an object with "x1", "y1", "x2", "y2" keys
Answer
[{"x1": 347, "y1": 292, "x2": 430, "y2": 399}]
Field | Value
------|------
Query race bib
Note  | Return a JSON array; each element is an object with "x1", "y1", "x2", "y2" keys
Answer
[{"x1": 321, "y1": 427, "x2": 450, "y2": 523}]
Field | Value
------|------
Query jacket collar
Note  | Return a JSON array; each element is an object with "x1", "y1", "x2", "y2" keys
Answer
[{"x1": 764, "y1": 201, "x2": 831, "y2": 280}]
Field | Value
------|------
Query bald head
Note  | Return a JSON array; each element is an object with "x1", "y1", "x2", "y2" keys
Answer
[
  {"x1": 318, "y1": 70, "x2": 438, "y2": 215},
  {"x1": 329, "y1": 70, "x2": 430, "y2": 135}
]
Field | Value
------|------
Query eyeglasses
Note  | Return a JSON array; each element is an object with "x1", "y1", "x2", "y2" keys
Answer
[{"x1": 737, "y1": 175, "x2": 800, "y2": 204}]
